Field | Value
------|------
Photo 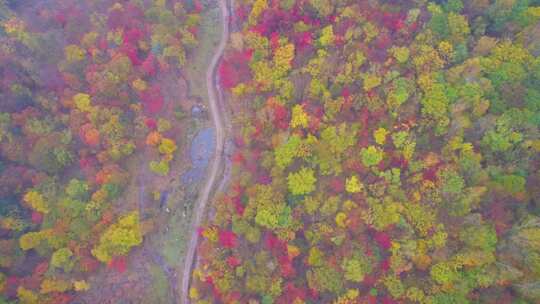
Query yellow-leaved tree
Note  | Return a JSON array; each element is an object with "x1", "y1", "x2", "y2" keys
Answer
[
  {"x1": 23, "y1": 190, "x2": 48, "y2": 214},
  {"x1": 92, "y1": 211, "x2": 142, "y2": 263}
]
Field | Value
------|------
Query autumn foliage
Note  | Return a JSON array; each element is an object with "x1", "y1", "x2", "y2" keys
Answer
[
  {"x1": 191, "y1": 0, "x2": 540, "y2": 303},
  {"x1": 0, "y1": 0, "x2": 200, "y2": 302}
]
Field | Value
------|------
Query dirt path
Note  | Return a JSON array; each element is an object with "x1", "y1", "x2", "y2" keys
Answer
[{"x1": 180, "y1": 0, "x2": 230, "y2": 303}]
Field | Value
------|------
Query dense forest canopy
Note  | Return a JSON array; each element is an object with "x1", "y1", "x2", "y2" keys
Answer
[
  {"x1": 0, "y1": 0, "x2": 201, "y2": 303},
  {"x1": 1, "y1": 0, "x2": 540, "y2": 303},
  {"x1": 191, "y1": 0, "x2": 540, "y2": 303}
]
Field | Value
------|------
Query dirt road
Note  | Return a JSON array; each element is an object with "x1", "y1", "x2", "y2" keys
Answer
[{"x1": 180, "y1": 0, "x2": 230, "y2": 303}]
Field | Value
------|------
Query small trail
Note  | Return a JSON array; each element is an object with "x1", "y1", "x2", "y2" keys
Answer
[{"x1": 180, "y1": 0, "x2": 230, "y2": 303}]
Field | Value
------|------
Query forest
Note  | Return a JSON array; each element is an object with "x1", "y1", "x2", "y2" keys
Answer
[
  {"x1": 0, "y1": 0, "x2": 540, "y2": 303},
  {"x1": 0, "y1": 0, "x2": 202, "y2": 303},
  {"x1": 190, "y1": 0, "x2": 540, "y2": 303}
]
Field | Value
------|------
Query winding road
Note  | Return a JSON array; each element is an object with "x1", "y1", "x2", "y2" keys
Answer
[{"x1": 180, "y1": 0, "x2": 230, "y2": 303}]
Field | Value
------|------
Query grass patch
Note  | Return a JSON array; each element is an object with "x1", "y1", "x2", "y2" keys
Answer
[
  {"x1": 184, "y1": 3, "x2": 222, "y2": 99},
  {"x1": 144, "y1": 264, "x2": 169, "y2": 303}
]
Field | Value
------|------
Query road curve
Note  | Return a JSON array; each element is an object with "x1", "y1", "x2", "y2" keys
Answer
[{"x1": 180, "y1": 0, "x2": 229, "y2": 303}]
